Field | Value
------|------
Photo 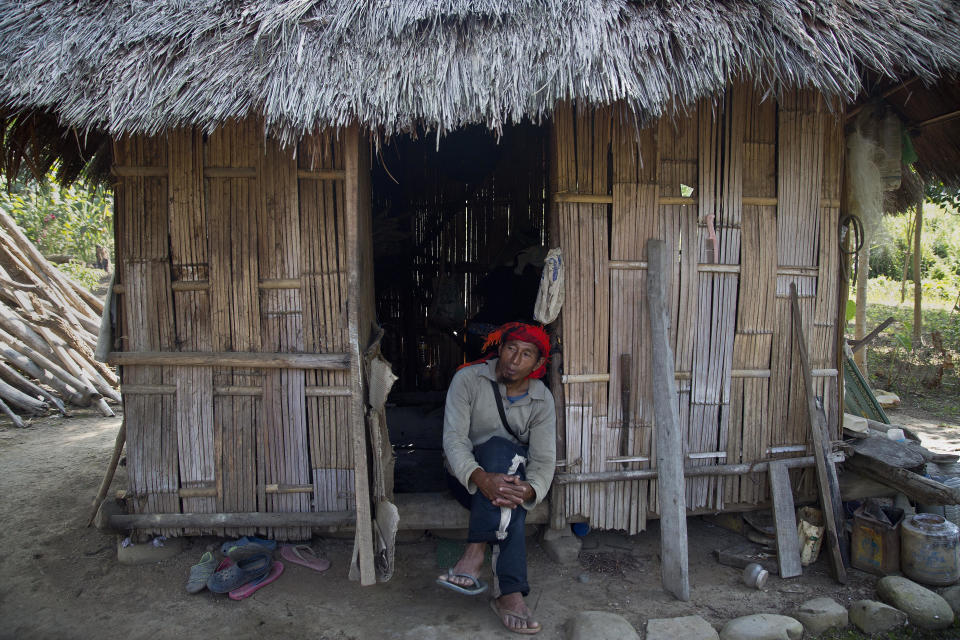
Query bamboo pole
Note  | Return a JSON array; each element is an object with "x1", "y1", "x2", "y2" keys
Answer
[
  {"x1": 107, "y1": 351, "x2": 350, "y2": 369},
  {"x1": 555, "y1": 454, "x2": 836, "y2": 484},
  {"x1": 109, "y1": 510, "x2": 356, "y2": 530}
]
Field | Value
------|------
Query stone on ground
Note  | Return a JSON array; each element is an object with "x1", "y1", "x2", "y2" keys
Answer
[
  {"x1": 567, "y1": 611, "x2": 639, "y2": 640},
  {"x1": 848, "y1": 600, "x2": 907, "y2": 635},
  {"x1": 116, "y1": 536, "x2": 183, "y2": 565},
  {"x1": 646, "y1": 615, "x2": 718, "y2": 640},
  {"x1": 940, "y1": 585, "x2": 960, "y2": 618},
  {"x1": 791, "y1": 597, "x2": 848, "y2": 635},
  {"x1": 719, "y1": 614, "x2": 803, "y2": 640},
  {"x1": 877, "y1": 575, "x2": 955, "y2": 630},
  {"x1": 542, "y1": 527, "x2": 582, "y2": 565}
]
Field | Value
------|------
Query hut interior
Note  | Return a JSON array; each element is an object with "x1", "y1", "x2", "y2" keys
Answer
[{"x1": 370, "y1": 123, "x2": 550, "y2": 493}]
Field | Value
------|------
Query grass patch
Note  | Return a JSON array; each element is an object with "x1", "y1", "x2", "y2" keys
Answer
[{"x1": 852, "y1": 286, "x2": 959, "y2": 419}]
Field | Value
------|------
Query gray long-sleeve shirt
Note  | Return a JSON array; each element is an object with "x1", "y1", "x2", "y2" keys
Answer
[{"x1": 442, "y1": 358, "x2": 556, "y2": 510}]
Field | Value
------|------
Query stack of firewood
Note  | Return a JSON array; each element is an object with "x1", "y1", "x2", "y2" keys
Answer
[{"x1": 0, "y1": 208, "x2": 119, "y2": 426}]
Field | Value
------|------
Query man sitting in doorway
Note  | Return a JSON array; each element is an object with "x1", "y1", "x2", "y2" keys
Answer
[{"x1": 436, "y1": 322, "x2": 556, "y2": 635}]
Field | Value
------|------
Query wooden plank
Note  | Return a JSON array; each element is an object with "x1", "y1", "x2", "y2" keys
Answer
[
  {"x1": 646, "y1": 238, "x2": 690, "y2": 601},
  {"x1": 790, "y1": 284, "x2": 847, "y2": 583},
  {"x1": 768, "y1": 460, "x2": 803, "y2": 578},
  {"x1": 344, "y1": 124, "x2": 376, "y2": 586}
]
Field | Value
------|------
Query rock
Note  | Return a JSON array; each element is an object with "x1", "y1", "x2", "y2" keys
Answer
[
  {"x1": 941, "y1": 585, "x2": 960, "y2": 618},
  {"x1": 792, "y1": 597, "x2": 848, "y2": 635},
  {"x1": 568, "y1": 611, "x2": 639, "y2": 640},
  {"x1": 872, "y1": 389, "x2": 900, "y2": 408},
  {"x1": 116, "y1": 535, "x2": 182, "y2": 565},
  {"x1": 541, "y1": 528, "x2": 582, "y2": 565},
  {"x1": 877, "y1": 575, "x2": 955, "y2": 630},
  {"x1": 576, "y1": 573, "x2": 590, "y2": 584},
  {"x1": 719, "y1": 614, "x2": 803, "y2": 640},
  {"x1": 848, "y1": 600, "x2": 907, "y2": 635},
  {"x1": 647, "y1": 615, "x2": 719, "y2": 640}
]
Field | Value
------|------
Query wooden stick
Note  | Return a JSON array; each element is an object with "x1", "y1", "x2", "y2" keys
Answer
[
  {"x1": 847, "y1": 316, "x2": 895, "y2": 354},
  {"x1": 109, "y1": 510, "x2": 357, "y2": 530},
  {"x1": 647, "y1": 239, "x2": 690, "y2": 601},
  {"x1": 107, "y1": 350, "x2": 350, "y2": 369},
  {"x1": 790, "y1": 283, "x2": 847, "y2": 583},
  {"x1": 87, "y1": 418, "x2": 126, "y2": 526},
  {"x1": 0, "y1": 397, "x2": 25, "y2": 427}
]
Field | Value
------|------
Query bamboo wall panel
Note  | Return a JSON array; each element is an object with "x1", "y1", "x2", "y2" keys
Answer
[
  {"x1": 730, "y1": 89, "x2": 777, "y2": 506},
  {"x1": 553, "y1": 83, "x2": 844, "y2": 530},
  {"x1": 115, "y1": 122, "x2": 361, "y2": 541},
  {"x1": 298, "y1": 131, "x2": 354, "y2": 519},
  {"x1": 115, "y1": 134, "x2": 180, "y2": 537},
  {"x1": 168, "y1": 129, "x2": 216, "y2": 532}
]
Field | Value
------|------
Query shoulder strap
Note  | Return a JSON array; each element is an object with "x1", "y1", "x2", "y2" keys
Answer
[{"x1": 489, "y1": 378, "x2": 523, "y2": 443}]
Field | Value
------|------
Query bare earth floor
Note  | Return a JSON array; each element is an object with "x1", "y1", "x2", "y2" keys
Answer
[{"x1": 1, "y1": 405, "x2": 958, "y2": 640}]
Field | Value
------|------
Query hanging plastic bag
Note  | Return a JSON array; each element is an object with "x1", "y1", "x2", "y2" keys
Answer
[{"x1": 534, "y1": 248, "x2": 563, "y2": 324}]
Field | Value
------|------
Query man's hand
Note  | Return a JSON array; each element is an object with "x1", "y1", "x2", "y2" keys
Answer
[{"x1": 470, "y1": 469, "x2": 535, "y2": 509}]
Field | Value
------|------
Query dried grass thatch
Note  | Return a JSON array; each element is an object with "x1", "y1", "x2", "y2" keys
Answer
[{"x1": 1, "y1": 0, "x2": 959, "y2": 146}]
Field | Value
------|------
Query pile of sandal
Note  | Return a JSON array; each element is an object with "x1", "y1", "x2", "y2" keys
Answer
[{"x1": 185, "y1": 536, "x2": 331, "y2": 600}]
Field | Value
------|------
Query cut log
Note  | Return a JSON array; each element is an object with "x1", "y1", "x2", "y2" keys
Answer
[
  {"x1": 0, "y1": 362, "x2": 68, "y2": 415},
  {"x1": 0, "y1": 397, "x2": 25, "y2": 427},
  {"x1": 0, "y1": 377, "x2": 47, "y2": 413},
  {"x1": 846, "y1": 455, "x2": 960, "y2": 505}
]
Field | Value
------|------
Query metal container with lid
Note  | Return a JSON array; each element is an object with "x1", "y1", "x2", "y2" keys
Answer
[{"x1": 901, "y1": 513, "x2": 960, "y2": 586}]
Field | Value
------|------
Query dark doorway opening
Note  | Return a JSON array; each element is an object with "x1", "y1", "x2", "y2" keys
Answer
[{"x1": 371, "y1": 122, "x2": 550, "y2": 492}]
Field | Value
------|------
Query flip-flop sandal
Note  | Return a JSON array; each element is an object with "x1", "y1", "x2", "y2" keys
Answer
[
  {"x1": 435, "y1": 568, "x2": 487, "y2": 595},
  {"x1": 490, "y1": 598, "x2": 542, "y2": 635},
  {"x1": 280, "y1": 544, "x2": 331, "y2": 573},
  {"x1": 206, "y1": 553, "x2": 273, "y2": 593},
  {"x1": 221, "y1": 536, "x2": 277, "y2": 561},
  {"x1": 228, "y1": 561, "x2": 285, "y2": 601},
  {"x1": 185, "y1": 551, "x2": 218, "y2": 594}
]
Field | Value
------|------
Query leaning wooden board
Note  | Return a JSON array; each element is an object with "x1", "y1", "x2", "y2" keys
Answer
[
  {"x1": 768, "y1": 460, "x2": 802, "y2": 578},
  {"x1": 790, "y1": 284, "x2": 846, "y2": 583}
]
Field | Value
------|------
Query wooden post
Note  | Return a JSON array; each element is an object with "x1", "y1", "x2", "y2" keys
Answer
[
  {"x1": 344, "y1": 124, "x2": 376, "y2": 586},
  {"x1": 646, "y1": 239, "x2": 689, "y2": 601},
  {"x1": 790, "y1": 283, "x2": 847, "y2": 583},
  {"x1": 913, "y1": 200, "x2": 923, "y2": 347}
]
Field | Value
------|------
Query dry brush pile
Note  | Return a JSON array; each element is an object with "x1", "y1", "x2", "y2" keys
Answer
[{"x1": 0, "y1": 207, "x2": 119, "y2": 426}]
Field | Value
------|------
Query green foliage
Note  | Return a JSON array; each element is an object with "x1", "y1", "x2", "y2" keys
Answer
[
  {"x1": 57, "y1": 259, "x2": 105, "y2": 291},
  {"x1": 869, "y1": 202, "x2": 960, "y2": 286},
  {"x1": 0, "y1": 171, "x2": 113, "y2": 264},
  {"x1": 925, "y1": 181, "x2": 960, "y2": 213}
]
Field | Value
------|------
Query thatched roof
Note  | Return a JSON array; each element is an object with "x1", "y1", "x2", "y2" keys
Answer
[{"x1": 2, "y1": 0, "x2": 960, "y2": 179}]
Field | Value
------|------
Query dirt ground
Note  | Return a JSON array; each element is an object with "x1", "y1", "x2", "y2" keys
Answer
[{"x1": 1, "y1": 404, "x2": 958, "y2": 640}]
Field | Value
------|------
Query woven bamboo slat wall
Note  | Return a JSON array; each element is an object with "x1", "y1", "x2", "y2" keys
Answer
[
  {"x1": 114, "y1": 122, "x2": 364, "y2": 540},
  {"x1": 555, "y1": 83, "x2": 843, "y2": 533}
]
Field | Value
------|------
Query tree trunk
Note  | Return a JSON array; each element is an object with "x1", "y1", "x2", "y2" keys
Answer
[{"x1": 913, "y1": 200, "x2": 923, "y2": 347}]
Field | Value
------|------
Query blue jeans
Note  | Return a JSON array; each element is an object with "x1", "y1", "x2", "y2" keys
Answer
[{"x1": 447, "y1": 436, "x2": 530, "y2": 597}]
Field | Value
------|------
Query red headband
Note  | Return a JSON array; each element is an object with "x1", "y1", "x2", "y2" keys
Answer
[{"x1": 480, "y1": 322, "x2": 550, "y2": 379}]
